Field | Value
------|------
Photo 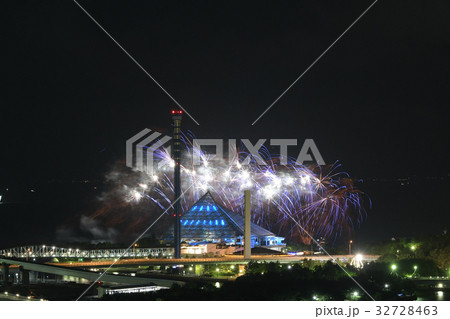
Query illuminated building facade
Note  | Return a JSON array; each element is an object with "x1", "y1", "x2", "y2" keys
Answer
[{"x1": 179, "y1": 192, "x2": 285, "y2": 250}]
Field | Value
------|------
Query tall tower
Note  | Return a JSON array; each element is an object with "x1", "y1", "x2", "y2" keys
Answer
[
  {"x1": 171, "y1": 109, "x2": 183, "y2": 259},
  {"x1": 244, "y1": 190, "x2": 251, "y2": 259}
]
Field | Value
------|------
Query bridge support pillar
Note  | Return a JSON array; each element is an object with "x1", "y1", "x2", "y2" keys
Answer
[
  {"x1": 97, "y1": 287, "x2": 105, "y2": 299},
  {"x1": 19, "y1": 266, "x2": 30, "y2": 285},
  {"x1": 1, "y1": 263, "x2": 10, "y2": 287},
  {"x1": 239, "y1": 264, "x2": 246, "y2": 275}
]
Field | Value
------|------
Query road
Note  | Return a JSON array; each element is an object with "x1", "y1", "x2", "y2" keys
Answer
[{"x1": 47, "y1": 254, "x2": 380, "y2": 268}]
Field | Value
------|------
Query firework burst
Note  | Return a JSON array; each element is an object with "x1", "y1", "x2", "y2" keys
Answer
[{"x1": 122, "y1": 136, "x2": 368, "y2": 244}]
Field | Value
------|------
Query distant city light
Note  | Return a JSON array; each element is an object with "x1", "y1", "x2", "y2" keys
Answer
[
  {"x1": 353, "y1": 291, "x2": 359, "y2": 297},
  {"x1": 391, "y1": 264, "x2": 397, "y2": 271},
  {"x1": 414, "y1": 265, "x2": 418, "y2": 270},
  {"x1": 437, "y1": 283, "x2": 443, "y2": 288},
  {"x1": 437, "y1": 291, "x2": 444, "y2": 297},
  {"x1": 410, "y1": 245, "x2": 416, "y2": 251}
]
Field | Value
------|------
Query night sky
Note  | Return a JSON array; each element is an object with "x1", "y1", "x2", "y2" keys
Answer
[{"x1": 1, "y1": 0, "x2": 449, "y2": 247}]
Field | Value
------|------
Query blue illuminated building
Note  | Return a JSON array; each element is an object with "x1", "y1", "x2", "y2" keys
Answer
[{"x1": 179, "y1": 192, "x2": 285, "y2": 249}]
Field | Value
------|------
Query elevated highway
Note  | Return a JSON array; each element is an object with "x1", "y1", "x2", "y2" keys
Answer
[
  {"x1": 0, "y1": 258, "x2": 185, "y2": 287},
  {"x1": 0, "y1": 245, "x2": 173, "y2": 259}
]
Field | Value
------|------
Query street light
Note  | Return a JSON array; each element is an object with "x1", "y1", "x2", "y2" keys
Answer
[
  {"x1": 391, "y1": 264, "x2": 397, "y2": 275},
  {"x1": 412, "y1": 265, "x2": 418, "y2": 277},
  {"x1": 349, "y1": 240, "x2": 353, "y2": 255}
]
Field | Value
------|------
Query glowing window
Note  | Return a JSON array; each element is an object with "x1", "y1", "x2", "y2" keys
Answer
[{"x1": 199, "y1": 206, "x2": 203, "y2": 211}]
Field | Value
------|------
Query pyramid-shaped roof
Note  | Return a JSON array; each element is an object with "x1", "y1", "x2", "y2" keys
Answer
[{"x1": 180, "y1": 192, "x2": 275, "y2": 242}]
